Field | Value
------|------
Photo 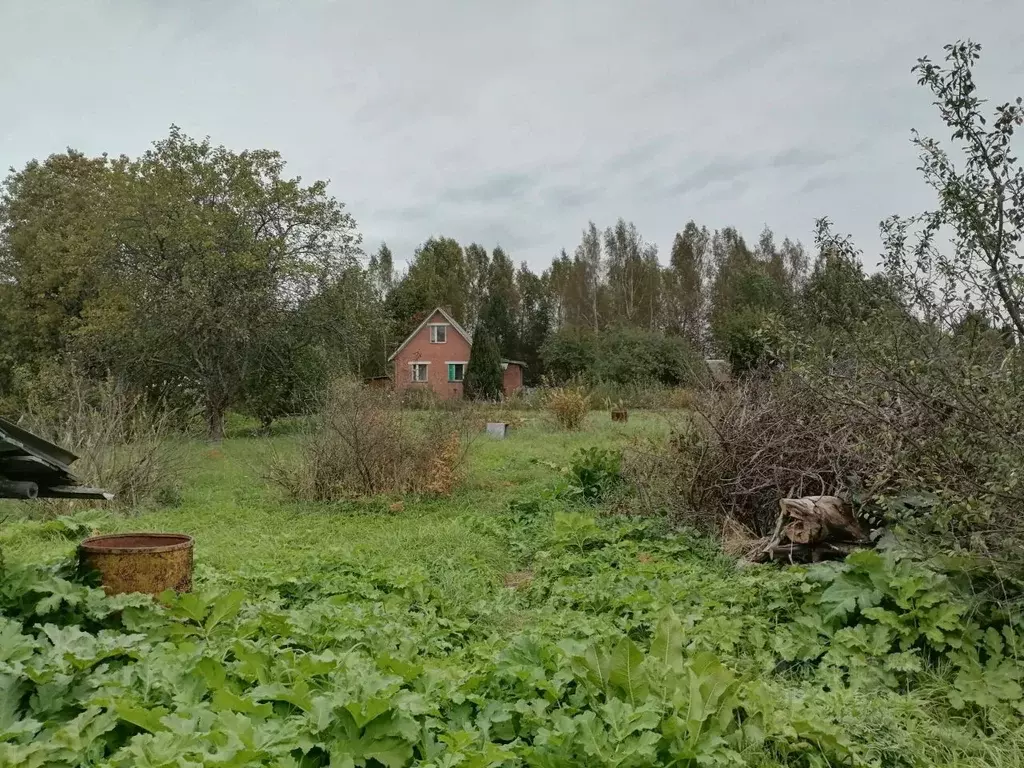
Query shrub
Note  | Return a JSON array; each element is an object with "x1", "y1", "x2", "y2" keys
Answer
[
  {"x1": 539, "y1": 328, "x2": 596, "y2": 383},
  {"x1": 562, "y1": 447, "x2": 622, "y2": 503},
  {"x1": 18, "y1": 370, "x2": 187, "y2": 513},
  {"x1": 545, "y1": 387, "x2": 590, "y2": 430},
  {"x1": 594, "y1": 327, "x2": 704, "y2": 386},
  {"x1": 267, "y1": 379, "x2": 474, "y2": 500},
  {"x1": 624, "y1": 371, "x2": 882, "y2": 535},
  {"x1": 719, "y1": 309, "x2": 783, "y2": 376},
  {"x1": 541, "y1": 327, "x2": 705, "y2": 388}
]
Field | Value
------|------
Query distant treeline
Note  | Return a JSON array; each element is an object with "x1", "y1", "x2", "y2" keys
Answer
[{"x1": 1, "y1": 126, "x2": 835, "y2": 437}]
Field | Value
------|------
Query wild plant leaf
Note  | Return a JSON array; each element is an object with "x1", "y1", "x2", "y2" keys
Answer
[
  {"x1": 212, "y1": 687, "x2": 273, "y2": 717},
  {"x1": 34, "y1": 577, "x2": 85, "y2": 616},
  {"x1": 328, "y1": 733, "x2": 413, "y2": 768},
  {"x1": 116, "y1": 701, "x2": 170, "y2": 733},
  {"x1": 682, "y1": 653, "x2": 737, "y2": 742},
  {"x1": 171, "y1": 592, "x2": 210, "y2": 624},
  {"x1": 951, "y1": 658, "x2": 1022, "y2": 708},
  {"x1": 650, "y1": 607, "x2": 685, "y2": 675},
  {"x1": 608, "y1": 637, "x2": 648, "y2": 705},
  {"x1": 204, "y1": 590, "x2": 246, "y2": 631},
  {"x1": 0, "y1": 618, "x2": 36, "y2": 667},
  {"x1": 0, "y1": 672, "x2": 30, "y2": 732},
  {"x1": 195, "y1": 656, "x2": 226, "y2": 690},
  {"x1": 343, "y1": 696, "x2": 394, "y2": 729},
  {"x1": 817, "y1": 572, "x2": 882, "y2": 624},
  {"x1": 252, "y1": 681, "x2": 314, "y2": 712}
]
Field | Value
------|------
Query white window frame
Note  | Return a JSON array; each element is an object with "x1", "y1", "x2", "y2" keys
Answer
[
  {"x1": 410, "y1": 362, "x2": 429, "y2": 382},
  {"x1": 429, "y1": 324, "x2": 448, "y2": 344},
  {"x1": 446, "y1": 361, "x2": 467, "y2": 383}
]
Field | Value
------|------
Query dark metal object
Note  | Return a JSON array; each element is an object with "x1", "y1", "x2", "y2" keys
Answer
[
  {"x1": 0, "y1": 416, "x2": 113, "y2": 500},
  {"x1": 0, "y1": 480, "x2": 39, "y2": 499},
  {"x1": 79, "y1": 533, "x2": 194, "y2": 595}
]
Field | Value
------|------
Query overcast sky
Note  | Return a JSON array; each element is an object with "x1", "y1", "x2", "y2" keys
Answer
[{"x1": 2, "y1": 0, "x2": 1023, "y2": 271}]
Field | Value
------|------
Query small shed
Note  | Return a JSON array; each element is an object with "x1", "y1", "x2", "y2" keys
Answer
[{"x1": 364, "y1": 375, "x2": 392, "y2": 390}]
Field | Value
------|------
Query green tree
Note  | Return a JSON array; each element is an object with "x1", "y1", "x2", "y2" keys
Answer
[
  {"x1": 464, "y1": 243, "x2": 490, "y2": 330},
  {"x1": 708, "y1": 226, "x2": 787, "y2": 353},
  {"x1": 664, "y1": 221, "x2": 709, "y2": 344},
  {"x1": 398, "y1": 237, "x2": 469, "y2": 326},
  {"x1": 575, "y1": 222, "x2": 603, "y2": 331},
  {"x1": 463, "y1": 322, "x2": 503, "y2": 400},
  {"x1": 81, "y1": 126, "x2": 361, "y2": 441},
  {"x1": 515, "y1": 263, "x2": 551, "y2": 383},
  {"x1": 368, "y1": 242, "x2": 394, "y2": 298},
  {"x1": 480, "y1": 246, "x2": 519, "y2": 355},
  {"x1": 603, "y1": 219, "x2": 660, "y2": 329},
  {"x1": 883, "y1": 41, "x2": 1024, "y2": 339},
  {"x1": 0, "y1": 150, "x2": 125, "y2": 369}
]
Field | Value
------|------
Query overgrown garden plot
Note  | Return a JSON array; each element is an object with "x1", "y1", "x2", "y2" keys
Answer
[{"x1": 2, "y1": 413, "x2": 1022, "y2": 767}]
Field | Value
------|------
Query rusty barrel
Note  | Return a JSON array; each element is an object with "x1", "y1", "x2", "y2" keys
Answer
[{"x1": 79, "y1": 533, "x2": 194, "y2": 596}]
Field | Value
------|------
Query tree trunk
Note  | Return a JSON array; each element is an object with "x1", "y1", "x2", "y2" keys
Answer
[{"x1": 205, "y1": 401, "x2": 226, "y2": 443}]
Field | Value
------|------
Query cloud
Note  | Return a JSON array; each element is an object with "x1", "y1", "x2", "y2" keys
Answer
[
  {"x1": 769, "y1": 148, "x2": 838, "y2": 170},
  {"x1": 2, "y1": 0, "x2": 1022, "y2": 272},
  {"x1": 440, "y1": 173, "x2": 536, "y2": 205}
]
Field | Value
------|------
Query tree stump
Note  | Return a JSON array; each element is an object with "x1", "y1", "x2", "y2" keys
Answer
[{"x1": 749, "y1": 495, "x2": 870, "y2": 564}]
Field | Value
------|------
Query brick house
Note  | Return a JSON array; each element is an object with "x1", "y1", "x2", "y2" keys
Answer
[{"x1": 388, "y1": 307, "x2": 524, "y2": 400}]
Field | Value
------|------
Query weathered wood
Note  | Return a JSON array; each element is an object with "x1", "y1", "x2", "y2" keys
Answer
[
  {"x1": 746, "y1": 495, "x2": 870, "y2": 564},
  {"x1": 780, "y1": 496, "x2": 866, "y2": 544}
]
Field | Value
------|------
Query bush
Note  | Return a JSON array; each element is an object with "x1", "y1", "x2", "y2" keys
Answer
[
  {"x1": 267, "y1": 379, "x2": 475, "y2": 500},
  {"x1": 562, "y1": 447, "x2": 622, "y2": 503},
  {"x1": 539, "y1": 328, "x2": 596, "y2": 383},
  {"x1": 17, "y1": 370, "x2": 187, "y2": 513},
  {"x1": 594, "y1": 327, "x2": 705, "y2": 386},
  {"x1": 627, "y1": 305, "x2": 1024, "y2": 580},
  {"x1": 545, "y1": 387, "x2": 590, "y2": 430},
  {"x1": 719, "y1": 310, "x2": 783, "y2": 376},
  {"x1": 541, "y1": 327, "x2": 705, "y2": 388}
]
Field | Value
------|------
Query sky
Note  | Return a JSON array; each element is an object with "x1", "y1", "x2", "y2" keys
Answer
[{"x1": 2, "y1": 0, "x2": 1023, "y2": 272}]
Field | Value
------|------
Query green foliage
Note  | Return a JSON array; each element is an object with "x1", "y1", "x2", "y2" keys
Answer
[
  {"x1": 776, "y1": 550, "x2": 1024, "y2": 720},
  {"x1": 3, "y1": 414, "x2": 1023, "y2": 767},
  {"x1": 560, "y1": 447, "x2": 622, "y2": 503},
  {"x1": 719, "y1": 310, "x2": 783, "y2": 376},
  {"x1": 0, "y1": 128, "x2": 366, "y2": 441},
  {"x1": 539, "y1": 327, "x2": 597, "y2": 383},
  {"x1": 541, "y1": 327, "x2": 703, "y2": 387},
  {"x1": 464, "y1": 325, "x2": 503, "y2": 401}
]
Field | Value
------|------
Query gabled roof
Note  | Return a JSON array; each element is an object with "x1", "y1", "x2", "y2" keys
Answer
[{"x1": 388, "y1": 307, "x2": 472, "y2": 362}]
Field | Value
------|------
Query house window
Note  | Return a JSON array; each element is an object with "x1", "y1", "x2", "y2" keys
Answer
[
  {"x1": 411, "y1": 363, "x2": 428, "y2": 382},
  {"x1": 447, "y1": 363, "x2": 465, "y2": 382},
  {"x1": 429, "y1": 324, "x2": 447, "y2": 343}
]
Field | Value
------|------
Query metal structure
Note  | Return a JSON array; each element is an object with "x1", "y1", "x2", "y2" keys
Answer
[{"x1": 0, "y1": 417, "x2": 113, "y2": 500}]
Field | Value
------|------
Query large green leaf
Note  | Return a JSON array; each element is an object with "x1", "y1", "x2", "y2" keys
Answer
[{"x1": 609, "y1": 638, "x2": 648, "y2": 705}]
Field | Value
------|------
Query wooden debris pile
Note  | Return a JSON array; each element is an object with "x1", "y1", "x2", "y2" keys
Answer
[{"x1": 725, "y1": 495, "x2": 872, "y2": 564}]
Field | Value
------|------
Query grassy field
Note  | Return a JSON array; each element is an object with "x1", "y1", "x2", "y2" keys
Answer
[
  {"x1": 3, "y1": 410, "x2": 672, "y2": 582},
  {"x1": 3, "y1": 409, "x2": 1022, "y2": 767}
]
